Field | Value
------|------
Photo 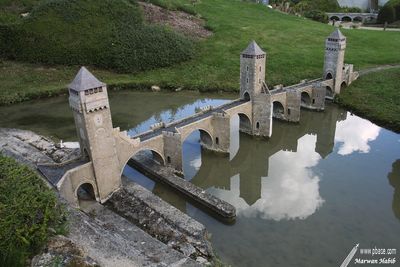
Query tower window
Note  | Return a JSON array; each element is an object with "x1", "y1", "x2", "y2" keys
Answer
[
  {"x1": 256, "y1": 122, "x2": 260, "y2": 129},
  {"x1": 246, "y1": 66, "x2": 249, "y2": 71},
  {"x1": 259, "y1": 66, "x2": 261, "y2": 72},
  {"x1": 216, "y1": 137, "x2": 219, "y2": 145},
  {"x1": 247, "y1": 78, "x2": 249, "y2": 83}
]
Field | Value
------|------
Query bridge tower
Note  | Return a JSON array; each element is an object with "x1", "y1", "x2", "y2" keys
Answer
[
  {"x1": 323, "y1": 29, "x2": 347, "y2": 95},
  {"x1": 68, "y1": 67, "x2": 121, "y2": 202},
  {"x1": 240, "y1": 41, "x2": 266, "y2": 100},
  {"x1": 240, "y1": 41, "x2": 272, "y2": 137}
]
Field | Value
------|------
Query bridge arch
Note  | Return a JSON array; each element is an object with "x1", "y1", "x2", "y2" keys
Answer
[
  {"x1": 325, "y1": 72, "x2": 333, "y2": 80},
  {"x1": 75, "y1": 181, "x2": 98, "y2": 202},
  {"x1": 181, "y1": 128, "x2": 214, "y2": 179},
  {"x1": 353, "y1": 16, "x2": 363, "y2": 23},
  {"x1": 119, "y1": 146, "x2": 166, "y2": 178},
  {"x1": 273, "y1": 101, "x2": 285, "y2": 118},
  {"x1": 330, "y1": 16, "x2": 340, "y2": 21},
  {"x1": 301, "y1": 92, "x2": 312, "y2": 106},
  {"x1": 341, "y1": 16, "x2": 352, "y2": 22},
  {"x1": 341, "y1": 81, "x2": 347, "y2": 91},
  {"x1": 326, "y1": 86, "x2": 334, "y2": 98},
  {"x1": 238, "y1": 113, "x2": 252, "y2": 133},
  {"x1": 181, "y1": 128, "x2": 213, "y2": 147}
]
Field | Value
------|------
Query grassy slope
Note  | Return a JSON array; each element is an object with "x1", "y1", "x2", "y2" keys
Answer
[
  {"x1": 338, "y1": 67, "x2": 400, "y2": 133},
  {"x1": 1, "y1": 0, "x2": 400, "y2": 105}
]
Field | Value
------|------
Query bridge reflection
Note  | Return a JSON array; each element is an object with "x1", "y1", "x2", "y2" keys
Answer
[{"x1": 189, "y1": 104, "x2": 346, "y2": 208}]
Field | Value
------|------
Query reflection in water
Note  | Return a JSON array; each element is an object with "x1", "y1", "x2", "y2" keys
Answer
[
  {"x1": 190, "y1": 104, "x2": 348, "y2": 220},
  {"x1": 1, "y1": 91, "x2": 399, "y2": 267},
  {"x1": 335, "y1": 114, "x2": 380, "y2": 155},
  {"x1": 388, "y1": 160, "x2": 400, "y2": 220}
]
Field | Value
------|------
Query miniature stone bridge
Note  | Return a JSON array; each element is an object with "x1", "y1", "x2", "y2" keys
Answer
[
  {"x1": 327, "y1": 12, "x2": 378, "y2": 22},
  {"x1": 56, "y1": 29, "x2": 358, "y2": 207}
]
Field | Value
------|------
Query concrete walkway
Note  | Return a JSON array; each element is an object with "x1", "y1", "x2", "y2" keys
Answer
[{"x1": 359, "y1": 64, "x2": 400, "y2": 76}]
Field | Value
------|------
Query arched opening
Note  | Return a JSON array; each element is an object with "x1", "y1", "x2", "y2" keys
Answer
[
  {"x1": 330, "y1": 16, "x2": 340, "y2": 21},
  {"x1": 342, "y1": 16, "x2": 352, "y2": 22},
  {"x1": 134, "y1": 149, "x2": 165, "y2": 165},
  {"x1": 243, "y1": 92, "x2": 250, "y2": 101},
  {"x1": 238, "y1": 113, "x2": 252, "y2": 134},
  {"x1": 256, "y1": 122, "x2": 260, "y2": 129},
  {"x1": 230, "y1": 113, "x2": 251, "y2": 160},
  {"x1": 77, "y1": 183, "x2": 96, "y2": 204},
  {"x1": 182, "y1": 129, "x2": 213, "y2": 180},
  {"x1": 325, "y1": 72, "x2": 333, "y2": 80},
  {"x1": 341, "y1": 81, "x2": 347, "y2": 91},
  {"x1": 301, "y1": 92, "x2": 312, "y2": 106},
  {"x1": 353, "y1": 16, "x2": 363, "y2": 23},
  {"x1": 215, "y1": 137, "x2": 219, "y2": 145},
  {"x1": 273, "y1": 101, "x2": 285, "y2": 119},
  {"x1": 326, "y1": 86, "x2": 334, "y2": 98},
  {"x1": 122, "y1": 148, "x2": 166, "y2": 192}
]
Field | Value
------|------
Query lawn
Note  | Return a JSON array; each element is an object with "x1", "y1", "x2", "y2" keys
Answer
[
  {"x1": 1, "y1": 0, "x2": 400, "y2": 105},
  {"x1": 338, "y1": 67, "x2": 400, "y2": 133}
]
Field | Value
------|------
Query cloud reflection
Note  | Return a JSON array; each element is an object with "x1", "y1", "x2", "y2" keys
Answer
[
  {"x1": 335, "y1": 113, "x2": 380, "y2": 155},
  {"x1": 209, "y1": 135, "x2": 324, "y2": 221}
]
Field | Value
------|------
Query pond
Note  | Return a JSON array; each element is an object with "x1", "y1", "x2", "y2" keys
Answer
[{"x1": 1, "y1": 91, "x2": 399, "y2": 267}]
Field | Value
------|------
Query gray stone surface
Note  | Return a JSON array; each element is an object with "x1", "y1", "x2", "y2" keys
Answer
[
  {"x1": 107, "y1": 177, "x2": 214, "y2": 260},
  {"x1": 68, "y1": 200, "x2": 201, "y2": 267}
]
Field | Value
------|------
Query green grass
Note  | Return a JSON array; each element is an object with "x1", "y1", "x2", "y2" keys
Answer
[
  {"x1": 0, "y1": 155, "x2": 67, "y2": 266},
  {"x1": 0, "y1": 0, "x2": 400, "y2": 105},
  {"x1": 0, "y1": 0, "x2": 194, "y2": 72},
  {"x1": 338, "y1": 67, "x2": 400, "y2": 133}
]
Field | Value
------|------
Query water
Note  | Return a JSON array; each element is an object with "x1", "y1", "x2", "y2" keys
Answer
[{"x1": 1, "y1": 91, "x2": 399, "y2": 267}]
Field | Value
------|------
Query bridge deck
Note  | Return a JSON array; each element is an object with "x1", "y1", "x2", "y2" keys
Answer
[
  {"x1": 134, "y1": 99, "x2": 248, "y2": 141},
  {"x1": 269, "y1": 78, "x2": 323, "y2": 95}
]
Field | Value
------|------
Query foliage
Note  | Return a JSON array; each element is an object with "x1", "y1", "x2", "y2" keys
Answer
[
  {"x1": 338, "y1": 67, "x2": 400, "y2": 133},
  {"x1": 378, "y1": 0, "x2": 400, "y2": 23},
  {"x1": 0, "y1": 155, "x2": 67, "y2": 266},
  {"x1": 340, "y1": 6, "x2": 363, "y2": 13},
  {"x1": 304, "y1": 10, "x2": 329, "y2": 23},
  {"x1": 0, "y1": 0, "x2": 400, "y2": 105},
  {"x1": 0, "y1": 0, "x2": 44, "y2": 24},
  {"x1": 0, "y1": 0, "x2": 194, "y2": 73},
  {"x1": 378, "y1": 4, "x2": 397, "y2": 23}
]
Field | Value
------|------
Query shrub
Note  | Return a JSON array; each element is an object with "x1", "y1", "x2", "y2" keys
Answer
[
  {"x1": 0, "y1": 0, "x2": 194, "y2": 73},
  {"x1": 378, "y1": 0, "x2": 400, "y2": 23},
  {"x1": 378, "y1": 4, "x2": 397, "y2": 23},
  {"x1": 304, "y1": 10, "x2": 329, "y2": 23},
  {"x1": 0, "y1": 155, "x2": 67, "y2": 266}
]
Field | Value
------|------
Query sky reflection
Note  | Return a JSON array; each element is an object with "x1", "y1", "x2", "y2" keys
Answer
[{"x1": 335, "y1": 113, "x2": 380, "y2": 155}]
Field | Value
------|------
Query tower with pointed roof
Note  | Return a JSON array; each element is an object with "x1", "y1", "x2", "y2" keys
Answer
[
  {"x1": 323, "y1": 29, "x2": 347, "y2": 95},
  {"x1": 240, "y1": 41, "x2": 266, "y2": 100},
  {"x1": 68, "y1": 67, "x2": 121, "y2": 201}
]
